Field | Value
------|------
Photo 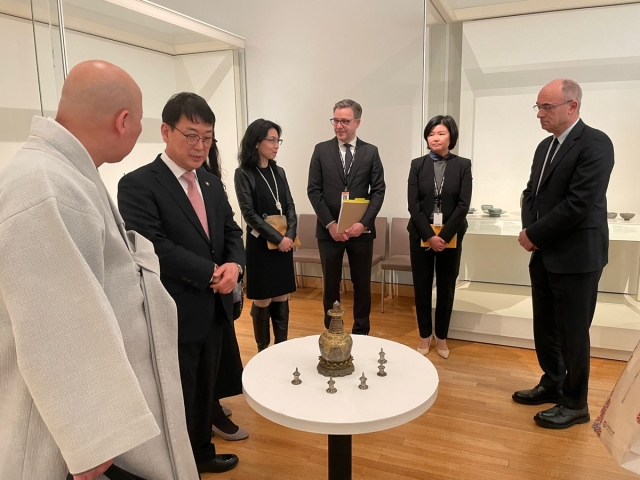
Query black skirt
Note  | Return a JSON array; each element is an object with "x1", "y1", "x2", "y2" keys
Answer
[{"x1": 245, "y1": 231, "x2": 296, "y2": 299}]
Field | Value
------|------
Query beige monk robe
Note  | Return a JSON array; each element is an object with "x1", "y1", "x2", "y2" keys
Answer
[{"x1": 0, "y1": 116, "x2": 199, "y2": 480}]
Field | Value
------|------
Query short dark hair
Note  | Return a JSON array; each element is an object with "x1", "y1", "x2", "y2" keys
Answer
[
  {"x1": 161, "y1": 92, "x2": 215, "y2": 128},
  {"x1": 424, "y1": 115, "x2": 459, "y2": 150},
  {"x1": 238, "y1": 119, "x2": 282, "y2": 168}
]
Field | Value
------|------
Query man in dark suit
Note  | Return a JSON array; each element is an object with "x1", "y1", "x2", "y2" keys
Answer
[
  {"x1": 118, "y1": 93, "x2": 245, "y2": 473},
  {"x1": 514, "y1": 79, "x2": 614, "y2": 429},
  {"x1": 307, "y1": 99, "x2": 386, "y2": 335}
]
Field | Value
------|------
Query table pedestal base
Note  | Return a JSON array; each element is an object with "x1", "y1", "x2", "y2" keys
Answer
[{"x1": 328, "y1": 434, "x2": 352, "y2": 479}]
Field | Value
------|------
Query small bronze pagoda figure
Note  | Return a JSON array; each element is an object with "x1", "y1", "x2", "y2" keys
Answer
[{"x1": 317, "y1": 301, "x2": 355, "y2": 377}]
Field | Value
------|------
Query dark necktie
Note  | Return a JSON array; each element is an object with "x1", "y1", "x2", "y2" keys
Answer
[
  {"x1": 344, "y1": 143, "x2": 353, "y2": 173},
  {"x1": 536, "y1": 137, "x2": 559, "y2": 194}
]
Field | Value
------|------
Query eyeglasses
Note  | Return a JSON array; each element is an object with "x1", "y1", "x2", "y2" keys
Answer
[
  {"x1": 264, "y1": 137, "x2": 283, "y2": 146},
  {"x1": 174, "y1": 127, "x2": 216, "y2": 147},
  {"x1": 533, "y1": 100, "x2": 572, "y2": 113},
  {"x1": 330, "y1": 118, "x2": 354, "y2": 127}
]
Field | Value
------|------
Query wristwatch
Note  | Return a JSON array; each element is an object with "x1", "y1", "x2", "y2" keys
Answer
[{"x1": 235, "y1": 263, "x2": 243, "y2": 276}]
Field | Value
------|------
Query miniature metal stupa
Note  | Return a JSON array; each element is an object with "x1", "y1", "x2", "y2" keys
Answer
[{"x1": 317, "y1": 301, "x2": 354, "y2": 377}]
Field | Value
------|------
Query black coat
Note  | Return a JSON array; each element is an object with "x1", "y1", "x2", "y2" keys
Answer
[
  {"x1": 307, "y1": 137, "x2": 385, "y2": 241},
  {"x1": 117, "y1": 155, "x2": 245, "y2": 344},
  {"x1": 522, "y1": 120, "x2": 614, "y2": 274},
  {"x1": 407, "y1": 154, "x2": 472, "y2": 243},
  {"x1": 234, "y1": 161, "x2": 297, "y2": 243}
]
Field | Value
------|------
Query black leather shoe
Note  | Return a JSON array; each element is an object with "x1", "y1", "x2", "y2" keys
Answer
[
  {"x1": 512, "y1": 385, "x2": 563, "y2": 405},
  {"x1": 534, "y1": 404, "x2": 590, "y2": 429},
  {"x1": 196, "y1": 454, "x2": 239, "y2": 473}
]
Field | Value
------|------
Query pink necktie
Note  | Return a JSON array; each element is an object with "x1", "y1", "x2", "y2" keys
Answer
[{"x1": 181, "y1": 171, "x2": 209, "y2": 238}]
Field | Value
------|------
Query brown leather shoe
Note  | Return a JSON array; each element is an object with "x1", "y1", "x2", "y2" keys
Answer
[
  {"x1": 512, "y1": 385, "x2": 562, "y2": 405},
  {"x1": 196, "y1": 454, "x2": 239, "y2": 473},
  {"x1": 534, "y1": 404, "x2": 590, "y2": 429}
]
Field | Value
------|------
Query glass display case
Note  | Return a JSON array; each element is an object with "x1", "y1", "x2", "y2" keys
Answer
[{"x1": 0, "y1": 0, "x2": 247, "y2": 213}]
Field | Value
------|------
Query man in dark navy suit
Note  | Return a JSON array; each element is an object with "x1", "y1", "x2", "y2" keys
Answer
[
  {"x1": 514, "y1": 79, "x2": 614, "y2": 429},
  {"x1": 118, "y1": 93, "x2": 244, "y2": 473}
]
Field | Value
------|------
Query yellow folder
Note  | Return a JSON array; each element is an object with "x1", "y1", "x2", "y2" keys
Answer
[
  {"x1": 337, "y1": 198, "x2": 370, "y2": 233},
  {"x1": 420, "y1": 225, "x2": 457, "y2": 248}
]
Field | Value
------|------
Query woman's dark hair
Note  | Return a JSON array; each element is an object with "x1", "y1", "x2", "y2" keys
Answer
[
  {"x1": 238, "y1": 119, "x2": 282, "y2": 168},
  {"x1": 203, "y1": 146, "x2": 222, "y2": 178},
  {"x1": 423, "y1": 115, "x2": 459, "y2": 151},
  {"x1": 162, "y1": 92, "x2": 215, "y2": 128}
]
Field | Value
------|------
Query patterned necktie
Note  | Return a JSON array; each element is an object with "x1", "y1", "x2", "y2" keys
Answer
[
  {"x1": 344, "y1": 143, "x2": 353, "y2": 173},
  {"x1": 181, "y1": 171, "x2": 209, "y2": 238}
]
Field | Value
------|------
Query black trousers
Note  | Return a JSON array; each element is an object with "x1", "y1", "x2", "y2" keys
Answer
[
  {"x1": 409, "y1": 237, "x2": 462, "y2": 339},
  {"x1": 177, "y1": 305, "x2": 223, "y2": 463},
  {"x1": 529, "y1": 252, "x2": 601, "y2": 410},
  {"x1": 318, "y1": 238, "x2": 374, "y2": 335}
]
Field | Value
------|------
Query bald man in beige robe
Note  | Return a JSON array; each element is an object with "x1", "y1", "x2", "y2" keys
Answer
[{"x1": 0, "y1": 61, "x2": 201, "y2": 479}]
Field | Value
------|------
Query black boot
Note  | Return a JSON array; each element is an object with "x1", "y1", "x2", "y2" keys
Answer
[
  {"x1": 250, "y1": 303, "x2": 271, "y2": 351},
  {"x1": 270, "y1": 300, "x2": 289, "y2": 344}
]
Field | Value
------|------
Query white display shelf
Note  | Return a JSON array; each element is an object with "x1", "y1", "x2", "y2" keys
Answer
[
  {"x1": 466, "y1": 213, "x2": 640, "y2": 241},
  {"x1": 448, "y1": 281, "x2": 640, "y2": 361}
]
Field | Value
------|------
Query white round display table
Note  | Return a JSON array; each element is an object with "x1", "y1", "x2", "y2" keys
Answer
[{"x1": 242, "y1": 334, "x2": 439, "y2": 479}]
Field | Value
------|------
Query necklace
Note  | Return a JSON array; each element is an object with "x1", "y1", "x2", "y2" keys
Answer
[{"x1": 255, "y1": 165, "x2": 282, "y2": 214}]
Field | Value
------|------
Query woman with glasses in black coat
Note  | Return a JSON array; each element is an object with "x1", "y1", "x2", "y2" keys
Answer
[{"x1": 234, "y1": 119, "x2": 297, "y2": 352}]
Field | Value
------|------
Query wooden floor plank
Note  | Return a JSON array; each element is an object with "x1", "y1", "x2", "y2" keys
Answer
[{"x1": 202, "y1": 289, "x2": 629, "y2": 479}]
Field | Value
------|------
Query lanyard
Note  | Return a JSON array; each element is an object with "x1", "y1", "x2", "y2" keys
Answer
[
  {"x1": 255, "y1": 166, "x2": 282, "y2": 214},
  {"x1": 434, "y1": 173, "x2": 445, "y2": 212}
]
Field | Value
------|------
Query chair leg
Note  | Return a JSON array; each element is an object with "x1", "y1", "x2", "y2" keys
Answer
[
  {"x1": 381, "y1": 270, "x2": 385, "y2": 313},
  {"x1": 391, "y1": 271, "x2": 395, "y2": 298},
  {"x1": 300, "y1": 263, "x2": 305, "y2": 288}
]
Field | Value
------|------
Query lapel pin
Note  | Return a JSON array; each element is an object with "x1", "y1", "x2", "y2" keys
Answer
[{"x1": 205, "y1": 182, "x2": 210, "y2": 186}]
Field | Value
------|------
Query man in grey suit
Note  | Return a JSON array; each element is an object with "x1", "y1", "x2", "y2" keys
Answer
[{"x1": 307, "y1": 99, "x2": 386, "y2": 334}]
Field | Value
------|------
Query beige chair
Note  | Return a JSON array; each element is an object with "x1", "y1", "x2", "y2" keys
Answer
[
  {"x1": 292, "y1": 214, "x2": 321, "y2": 287},
  {"x1": 380, "y1": 217, "x2": 412, "y2": 312},
  {"x1": 341, "y1": 216, "x2": 387, "y2": 292}
]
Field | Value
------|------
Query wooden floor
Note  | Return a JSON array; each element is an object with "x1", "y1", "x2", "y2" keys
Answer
[{"x1": 203, "y1": 288, "x2": 631, "y2": 480}]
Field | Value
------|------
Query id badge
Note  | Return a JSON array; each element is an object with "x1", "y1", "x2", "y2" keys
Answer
[
  {"x1": 341, "y1": 191, "x2": 349, "y2": 201},
  {"x1": 433, "y1": 213, "x2": 443, "y2": 226}
]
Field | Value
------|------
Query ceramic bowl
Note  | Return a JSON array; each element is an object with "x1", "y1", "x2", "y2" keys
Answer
[
  {"x1": 481, "y1": 204, "x2": 493, "y2": 213},
  {"x1": 607, "y1": 212, "x2": 617, "y2": 219},
  {"x1": 620, "y1": 213, "x2": 635, "y2": 221},
  {"x1": 468, "y1": 208, "x2": 476, "y2": 213},
  {"x1": 487, "y1": 208, "x2": 502, "y2": 217}
]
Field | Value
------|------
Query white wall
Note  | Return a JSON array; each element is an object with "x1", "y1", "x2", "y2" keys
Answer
[
  {"x1": 0, "y1": 14, "x2": 42, "y2": 172},
  {"x1": 153, "y1": 0, "x2": 426, "y2": 223}
]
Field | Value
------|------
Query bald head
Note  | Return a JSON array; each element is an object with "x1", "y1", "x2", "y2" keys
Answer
[
  {"x1": 58, "y1": 60, "x2": 141, "y2": 122},
  {"x1": 56, "y1": 60, "x2": 143, "y2": 167},
  {"x1": 536, "y1": 78, "x2": 581, "y2": 136}
]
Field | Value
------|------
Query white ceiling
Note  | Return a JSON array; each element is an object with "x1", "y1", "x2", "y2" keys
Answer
[{"x1": 429, "y1": 0, "x2": 640, "y2": 22}]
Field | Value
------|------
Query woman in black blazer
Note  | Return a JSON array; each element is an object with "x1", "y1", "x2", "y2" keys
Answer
[
  {"x1": 407, "y1": 115, "x2": 472, "y2": 359},
  {"x1": 234, "y1": 119, "x2": 297, "y2": 352}
]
